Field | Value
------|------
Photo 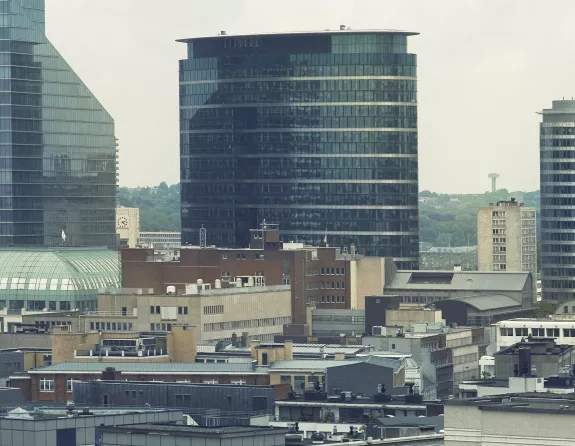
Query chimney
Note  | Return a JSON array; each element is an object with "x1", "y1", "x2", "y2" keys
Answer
[
  {"x1": 102, "y1": 367, "x2": 122, "y2": 381},
  {"x1": 250, "y1": 339, "x2": 261, "y2": 359}
]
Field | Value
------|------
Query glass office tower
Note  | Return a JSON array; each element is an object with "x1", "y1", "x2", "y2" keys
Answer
[
  {"x1": 540, "y1": 100, "x2": 575, "y2": 303},
  {"x1": 179, "y1": 30, "x2": 419, "y2": 268},
  {"x1": 0, "y1": 0, "x2": 117, "y2": 246}
]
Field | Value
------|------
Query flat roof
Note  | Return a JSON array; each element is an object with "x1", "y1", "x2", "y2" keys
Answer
[
  {"x1": 27, "y1": 361, "x2": 261, "y2": 375},
  {"x1": 178, "y1": 29, "x2": 419, "y2": 43},
  {"x1": 101, "y1": 423, "x2": 288, "y2": 437}
]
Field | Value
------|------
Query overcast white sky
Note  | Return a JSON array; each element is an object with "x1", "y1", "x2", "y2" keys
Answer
[{"x1": 45, "y1": 0, "x2": 575, "y2": 193}]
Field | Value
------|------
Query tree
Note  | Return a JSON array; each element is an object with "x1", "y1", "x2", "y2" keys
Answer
[{"x1": 534, "y1": 301, "x2": 556, "y2": 318}]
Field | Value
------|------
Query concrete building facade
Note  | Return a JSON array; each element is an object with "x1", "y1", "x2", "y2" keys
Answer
[
  {"x1": 477, "y1": 199, "x2": 537, "y2": 299},
  {"x1": 97, "y1": 285, "x2": 292, "y2": 342},
  {"x1": 444, "y1": 394, "x2": 575, "y2": 445}
]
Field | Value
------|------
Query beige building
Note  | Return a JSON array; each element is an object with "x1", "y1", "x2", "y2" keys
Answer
[
  {"x1": 116, "y1": 207, "x2": 140, "y2": 248},
  {"x1": 477, "y1": 198, "x2": 537, "y2": 275},
  {"x1": 385, "y1": 308, "x2": 445, "y2": 331},
  {"x1": 97, "y1": 285, "x2": 291, "y2": 342},
  {"x1": 50, "y1": 325, "x2": 197, "y2": 364}
]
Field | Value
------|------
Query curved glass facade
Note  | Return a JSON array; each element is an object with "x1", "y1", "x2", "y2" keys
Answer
[
  {"x1": 540, "y1": 100, "x2": 575, "y2": 303},
  {"x1": 0, "y1": 247, "x2": 119, "y2": 311},
  {"x1": 179, "y1": 31, "x2": 419, "y2": 268},
  {"x1": 0, "y1": 0, "x2": 117, "y2": 246}
]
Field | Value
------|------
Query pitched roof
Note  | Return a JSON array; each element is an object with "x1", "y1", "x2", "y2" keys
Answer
[
  {"x1": 28, "y1": 362, "x2": 258, "y2": 375},
  {"x1": 387, "y1": 271, "x2": 530, "y2": 292},
  {"x1": 270, "y1": 356, "x2": 402, "y2": 372}
]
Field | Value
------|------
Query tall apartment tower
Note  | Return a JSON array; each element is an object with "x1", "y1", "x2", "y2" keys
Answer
[
  {"x1": 0, "y1": 0, "x2": 117, "y2": 246},
  {"x1": 540, "y1": 100, "x2": 575, "y2": 303},
  {"x1": 178, "y1": 29, "x2": 420, "y2": 269},
  {"x1": 477, "y1": 199, "x2": 537, "y2": 284}
]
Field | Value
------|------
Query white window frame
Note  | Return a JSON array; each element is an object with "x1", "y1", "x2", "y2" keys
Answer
[{"x1": 40, "y1": 378, "x2": 54, "y2": 392}]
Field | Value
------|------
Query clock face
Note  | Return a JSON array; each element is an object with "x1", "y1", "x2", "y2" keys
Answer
[{"x1": 117, "y1": 216, "x2": 129, "y2": 228}]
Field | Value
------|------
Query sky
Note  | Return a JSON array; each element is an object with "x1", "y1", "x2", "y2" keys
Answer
[{"x1": 45, "y1": 0, "x2": 575, "y2": 193}]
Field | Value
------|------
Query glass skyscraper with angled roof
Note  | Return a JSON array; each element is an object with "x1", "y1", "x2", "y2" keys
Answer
[
  {"x1": 179, "y1": 29, "x2": 419, "y2": 269},
  {"x1": 0, "y1": 0, "x2": 117, "y2": 246}
]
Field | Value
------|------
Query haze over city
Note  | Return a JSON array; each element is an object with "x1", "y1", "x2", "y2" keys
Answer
[{"x1": 45, "y1": 0, "x2": 575, "y2": 193}]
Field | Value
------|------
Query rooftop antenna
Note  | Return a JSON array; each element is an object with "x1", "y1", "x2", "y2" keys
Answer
[{"x1": 199, "y1": 225, "x2": 206, "y2": 249}]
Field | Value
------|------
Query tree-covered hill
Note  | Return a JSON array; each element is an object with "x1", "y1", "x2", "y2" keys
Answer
[
  {"x1": 118, "y1": 183, "x2": 540, "y2": 246},
  {"x1": 118, "y1": 182, "x2": 181, "y2": 232}
]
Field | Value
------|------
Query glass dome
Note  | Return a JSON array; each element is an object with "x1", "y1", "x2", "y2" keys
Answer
[{"x1": 0, "y1": 247, "x2": 120, "y2": 311}]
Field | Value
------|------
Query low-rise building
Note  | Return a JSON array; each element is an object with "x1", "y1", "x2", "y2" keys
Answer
[
  {"x1": 311, "y1": 309, "x2": 365, "y2": 337},
  {"x1": 444, "y1": 394, "x2": 575, "y2": 445},
  {"x1": 23, "y1": 285, "x2": 292, "y2": 343},
  {"x1": 0, "y1": 406, "x2": 183, "y2": 446},
  {"x1": 11, "y1": 362, "x2": 269, "y2": 402},
  {"x1": 494, "y1": 339, "x2": 575, "y2": 380},
  {"x1": 98, "y1": 285, "x2": 291, "y2": 342},
  {"x1": 0, "y1": 348, "x2": 51, "y2": 386},
  {"x1": 383, "y1": 268, "x2": 534, "y2": 325},
  {"x1": 495, "y1": 317, "x2": 575, "y2": 350},
  {"x1": 138, "y1": 231, "x2": 181, "y2": 250},
  {"x1": 73, "y1": 380, "x2": 283, "y2": 420},
  {"x1": 101, "y1": 425, "x2": 288, "y2": 446}
]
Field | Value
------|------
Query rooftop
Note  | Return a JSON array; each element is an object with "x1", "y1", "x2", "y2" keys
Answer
[
  {"x1": 434, "y1": 294, "x2": 521, "y2": 311},
  {"x1": 446, "y1": 393, "x2": 575, "y2": 414},
  {"x1": 178, "y1": 28, "x2": 419, "y2": 43},
  {"x1": 1, "y1": 406, "x2": 181, "y2": 421},
  {"x1": 0, "y1": 247, "x2": 120, "y2": 293},
  {"x1": 26, "y1": 361, "x2": 260, "y2": 375},
  {"x1": 270, "y1": 356, "x2": 402, "y2": 372},
  {"x1": 387, "y1": 270, "x2": 530, "y2": 291},
  {"x1": 100, "y1": 285, "x2": 290, "y2": 297},
  {"x1": 102, "y1": 423, "x2": 287, "y2": 437}
]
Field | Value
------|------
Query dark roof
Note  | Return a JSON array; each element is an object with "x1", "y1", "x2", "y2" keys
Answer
[
  {"x1": 434, "y1": 294, "x2": 521, "y2": 311},
  {"x1": 388, "y1": 271, "x2": 530, "y2": 291},
  {"x1": 178, "y1": 29, "x2": 419, "y2": 43},
  {"x1": 101, "y1": 423, "x2": 288, "y2": 437},
  {"x1": 28, "y1": 362, "x2": 258, "y2": 375}
]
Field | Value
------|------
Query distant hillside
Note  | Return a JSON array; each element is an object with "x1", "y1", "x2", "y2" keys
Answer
[
  {"x1": 419, "y1": 189, "x2": 540, "y2": 248},
  {"x1": 118, "y1": 183, "x2": 540, "y2": 246},
  {"x1": 118, "y1": 182, "x2": 181, "y2": 232}
]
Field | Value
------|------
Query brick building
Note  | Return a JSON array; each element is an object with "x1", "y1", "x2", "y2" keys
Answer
[
  {"x1": 11, "y1": 362, "x2": 270, "y2": 402},
  {"x1": 121, "y1": 226, "x2": 389, "y2": 323}
]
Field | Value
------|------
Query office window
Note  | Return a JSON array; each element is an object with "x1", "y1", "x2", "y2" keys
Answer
[
  {"x1": 500, "y1": 327, "x2": 513, "y2": 336},
  {"x1": 547, "y1": 328, "x2": 560, "y2": 337},
  {"x1": 66, "y1": 379, "x2": 77, "y2": 392},
  {"x1": 515, "y1": 328, "x2": 528, "y2": 337},
  {"x1": 40, "y1": 378, "x2": 54, "y2": 392},
  {"x1": 531, "y1": 328, "x2": 545, "y2": 337},
  {"x1": 184, "y1": 307, "x2": 188, "y2": 315}
]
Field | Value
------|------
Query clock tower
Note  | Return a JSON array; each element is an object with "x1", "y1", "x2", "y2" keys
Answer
[{"x1": 116, "y1": 207, "x2": 140, "y2": 248}]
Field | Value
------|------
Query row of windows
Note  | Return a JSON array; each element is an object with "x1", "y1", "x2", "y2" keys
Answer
[
  {"x1": 492, "y1": 228, "x2": 506, "y2": 235},
  {"x1": 181, "y1": 79, "x2": 416, "y2": 95},
  {"x1": 500, "y1": 327, "x2": 563, "y2": 337},
  {"x1": 185, "y1": 156, "x2": 416, "y2": 171},
  {"x1": 183, "y1": 51, "x2": 416, "y2": 69},
  {"x1": 89, "y1": 322, "x2": 133, "y2": 331},
  {"x1": 319, "y1": 295, "x2": 346, "y2": 304},
  {"x1": 204, "y1": 316, "x2": 291, "y2": 332},
  {"x1": 204, "y1": 305, "x2": 223, "y2": 315},
  {"x1": 185, "y1": 181, "x2": 417, "y2": 197},
  {"x1": 183, "y1": 105, "x2": 416, "y2": 121},
  {"x1": 180, "y1": 63, "x2": 416, "y2": 82},
  {"x1": 184, "y1": 116, "x2": 417, "y2": 131},
  {"x1": 181, "y1": 90, "x2": 417, "y2": 106},
  {"x1": 541, "y1": 126, "x2": 575, "y2": 135},
  {"x1": 493, "y1": 237, "x2": 506, "y2": 244},
  {"x1": 540, "y1": 139, "x2": 575, "y2": 147},
  {"x1": 182, "y1": 168, "x2": 417, "y2": 181},
  {"x1": 184, "y1": 129, "x2": 417, "y2": 144}
]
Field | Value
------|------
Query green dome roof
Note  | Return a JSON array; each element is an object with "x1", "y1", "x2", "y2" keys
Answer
[{"x1": 0, "y1": 247, "x2": 120, "y2": 311}]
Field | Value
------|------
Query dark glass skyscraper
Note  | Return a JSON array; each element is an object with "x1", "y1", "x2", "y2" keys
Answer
[
  {"x1": 179, "y1": 30, "x2": 419, "y2": 268},
  {"x1": 0, "y1": 0, "x2": 117, "y2": 246},
  {"x1": 540, "y1": 100, "x2": 575, "y2": 303}
]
